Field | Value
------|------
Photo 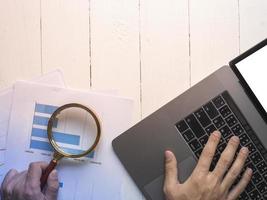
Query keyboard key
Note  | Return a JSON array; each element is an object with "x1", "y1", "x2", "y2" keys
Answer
[
  {"x1": 247, "y1": 143, "x2": 257, "y2": 154},
  {"x1": 251, "y1": 171, "x2": 263, "y2": 185},
  {"x1": 213, "y1": 116, "x2": 225, "y2": 129},
  {"x1": 194, "y1": 108, "x2": 211, "y2": 128},
  {"x1": 263, "y1": 172, "x2": 267, "y2": 182},
  {"x1": 238, "y1": 192, "x2": 249, "y2": 200},
  {"x1": 248, "y1": 189, "x2": 261, "y2": 200},
  {"x1": 185, "y1": 114, "x2": 205, "y2": 138},
  {"x1": 182, "y1": 129, "x2": 195, "y2": 142},
  {"x1": 203, "y1": 102, "x2": 219, "y2": 119},
  {"x1": 212, "y1": 95, "x2": 225, "y2": 108},
  {"x1": 258, "y1": 181, "x2": 267, "y2": 193},
  {"x1": 225, "y1": 114, "x2": 238, "y2": 127},
  {"x1": 245, "y1": 181, "x2": 255, "y2": 193},
  {"x1": 189, "y1": 139, "x2": 201, "y2": 152},
  {"x1": 195, "y1": 148, "x2": 203, "y2": 158},
  {"x1": 219, "y1": 125, "x2": 232, "y2": 138},
  {"x1": 217, "y1": 142, "x2": 227, "y2": 153},
  {"x1": 251, "y1": 152, "x2": 263, "y2": 165},
  {"x1": 239, "y1": 134, "x2": 250, "y2": 146},
  {"x1": 219, "y1": 105, "x2": 231, "y2": 118},
  {"x1": 205, "y1": 124, "x2": 216, "y2": 135},
  {"x1": 210, "y1": 153, "x2": 220, "y2": 171},
  {"x1": 199, "y1": 135, "x2": 209, "y2": 146},
  {"x1": 176, "y1": 120, "x2": 188, "y2": 133},
  {"x1": 231, "y1": 124, "x2": 244, "y2": 136},
  {"x1": 263, "y1": 192, "x2": 267, "y2": 199},
  {"x1": 257, "y1": 161, "x2": 267, "y2": 174}
]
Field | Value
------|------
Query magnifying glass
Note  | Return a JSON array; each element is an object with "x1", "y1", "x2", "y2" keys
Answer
[{"x1": 40, "y1": 103, "x2": 101, "y2": 189}]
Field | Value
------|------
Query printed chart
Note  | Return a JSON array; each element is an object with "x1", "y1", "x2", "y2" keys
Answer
[{"x1": 29, "y1": 103, "x2": 95, "y2": 158}]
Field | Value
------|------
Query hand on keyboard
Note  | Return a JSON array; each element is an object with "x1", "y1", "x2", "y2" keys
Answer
[{"x1": 163, "y1": 131, "x2": 252, "y2": 200}]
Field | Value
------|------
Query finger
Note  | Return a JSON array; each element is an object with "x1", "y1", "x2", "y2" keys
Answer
[
  {"x1": 44, "y1": 170, "x2": 59, "y2": 200},
  {"x1": 213, "y1": 136, "x2": 240, "y2": 179},
  {"x1": 227, "y1": 168, "x2": 252, "y2": 200},
  {"x1": 195, "y1": 131, "x2": 221, "y2": 173},
  {"x1": 221, "y1": 147, "x2": 249, "y2": 192},
  {"x1": 1, "y1": 169, "x2": 18, "y2": 199},
  {"x1": 26, "y1": 162, "x2": 48, "y2": 191},
  {"x1": 1, "y1": 169, "x2": 18, "y2": 189},
  {"x1": 163, "y1": 151, "x2": 179, "y2": 193}
]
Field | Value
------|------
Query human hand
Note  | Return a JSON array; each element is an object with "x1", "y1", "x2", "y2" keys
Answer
[
  {"x1": 164, "y1": 131, "x2": 252, "y2": 200},
  {"x1": 1, "y1": 161, "x2": 59, "y2": 200}
]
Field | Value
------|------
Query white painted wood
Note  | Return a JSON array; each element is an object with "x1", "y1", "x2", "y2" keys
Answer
[
  {"x1": 140, "y1": 0, "x2": 190, "y2": 118},
  {"x1": 190, "y1": 0, "x2": 239, "y2": 85},
  {"x1": 239, "y1": 0, "x2": 267, "y2": 52},
  {"x1": 0, "y1": 0, "x2": 41, "y2": 89},
  {"x1": 41, "y1": 0, "x2": 91, "y2": 89},
  {"x1": 90, "y1": 0, "x2": 141, "y2": 123}
]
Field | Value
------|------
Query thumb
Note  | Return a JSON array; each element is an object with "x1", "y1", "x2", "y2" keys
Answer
[
  {"x1": 164, "y1": 151, "x2": 179, "y2": 188},
  {"x1": 44, "y1": 170, "x2": 59, "y2": 200}
]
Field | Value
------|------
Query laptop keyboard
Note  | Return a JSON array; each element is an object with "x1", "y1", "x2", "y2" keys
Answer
[{"x1": 175, "y1": 91, "x2": 267, "y2": 200}]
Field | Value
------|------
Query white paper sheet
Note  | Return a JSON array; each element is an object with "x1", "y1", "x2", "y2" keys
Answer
[
  {"x1": 0, "y1": 70, "x2": 66, "y2": 176},
  {"x1": 4, "y1": 81, "x2": 133, "y2": 200}
]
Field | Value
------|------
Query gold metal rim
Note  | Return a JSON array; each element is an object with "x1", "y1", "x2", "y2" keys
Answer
[{"x1": 47, "y1": 103, "x2": 101, "y2": 159}]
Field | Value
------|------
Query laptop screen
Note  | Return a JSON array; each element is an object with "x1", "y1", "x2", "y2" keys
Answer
[{"x1": 235, "y1": 45, "x2": 267, "y2": 111}]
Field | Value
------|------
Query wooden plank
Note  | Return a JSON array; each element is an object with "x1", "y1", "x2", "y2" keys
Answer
[
  {"x1": 0, "y1": 0, "x2": 41, "y2": 89},
  {"x1": 41, "y1": 0, "x2": 91, "y2": 89},
  {"x1": 239, "y1": 0, "x2": 267, "y2": 52},
  {"x1": 90, "y1": 0, "x2": 141, "y2": 123},
  {"x1": 190, "y1": 0, "x2": 239, "y2": 85},
  {"x1": 141, "y1": 0, "x2": 190, "y2": 118}
]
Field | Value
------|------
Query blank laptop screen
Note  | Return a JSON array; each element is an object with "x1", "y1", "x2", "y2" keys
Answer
[{"x1": 235, "y1": 45, "x2": 267, "y2": 112}]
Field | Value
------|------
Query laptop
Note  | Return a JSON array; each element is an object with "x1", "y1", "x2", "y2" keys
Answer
[{"x1": 112, "y1": 38, "x2": 267, "y2": 200}]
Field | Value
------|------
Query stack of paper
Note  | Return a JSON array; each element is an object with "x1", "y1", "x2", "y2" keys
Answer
[{"x1": 0, "y1": 70, "x2": 134, "y2": 200}]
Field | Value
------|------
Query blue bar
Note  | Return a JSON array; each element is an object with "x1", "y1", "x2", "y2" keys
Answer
[
  {"x1": 33, "y1": 116, "x2": 58, "y2": 127},
  {"x1": 30, "y1": 140, "x2": 53, "y2": 151},
  {"x1": 30, "y1": 140, "x2": 94, "y2": 158},
  {"x1": 35, "y1": 104, "x2": 58, "y2": 114},
  {"x1": 61, "y1": 147, "x2": 95, "y2": 158},
  {"x1": 31, "y1": 128, "x2": 80, "y2": 145},
  {"x1": 59, "y1": 182, "x2": 63, "y2": 188}
]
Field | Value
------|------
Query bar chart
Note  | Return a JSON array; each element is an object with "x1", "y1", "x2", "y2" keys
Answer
[{"x1": 30, "y1": 103, "x2": 95, "y2": 158}]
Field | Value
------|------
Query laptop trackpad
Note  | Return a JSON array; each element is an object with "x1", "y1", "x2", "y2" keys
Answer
[{"x1": 144, "y1": 156, "x2": 196, "y2": 200}]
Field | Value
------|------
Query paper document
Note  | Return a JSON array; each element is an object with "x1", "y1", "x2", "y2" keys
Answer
[
  {"x1": 4, "y1": 81, "x2": 133, "y2": 200},
  {"x1": 0, "y1": 70, "x2": 66, "y2": 180}
]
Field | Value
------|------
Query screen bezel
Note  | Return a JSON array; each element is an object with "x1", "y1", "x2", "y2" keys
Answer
[{"x1": 229, "y1": 38, "x2": 267, "y2": 123}]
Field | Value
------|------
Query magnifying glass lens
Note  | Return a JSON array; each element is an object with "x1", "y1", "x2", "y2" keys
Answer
[{"x1": 50, "y1": 107, "x2": 98, "y2": 157}]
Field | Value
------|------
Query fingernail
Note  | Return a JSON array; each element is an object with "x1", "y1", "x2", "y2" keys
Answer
[
  {"x1": 241, "y1": 147, "x2": 249, "y2": 154},
  {"x1": 247, "y1": 168, "x2": 253, "y2": 175},
  {"x1": 232, "y1": 136, "x2": 239, "y2": 142},
  {"x1": 165, "y1": 151, "x2": 173, "y2": 162},
  {"x1": 213, "y1": 131, "x2": 221, "y2": 138}
]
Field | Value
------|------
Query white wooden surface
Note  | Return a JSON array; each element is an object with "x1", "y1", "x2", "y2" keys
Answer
[{"x1": 0, "y1": 0, "x2": 266, "y2": 199}]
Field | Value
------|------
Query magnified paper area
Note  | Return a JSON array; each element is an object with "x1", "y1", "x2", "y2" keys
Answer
[{"x1": 30, "y1": 104, "x2": 98, "y2": 158}]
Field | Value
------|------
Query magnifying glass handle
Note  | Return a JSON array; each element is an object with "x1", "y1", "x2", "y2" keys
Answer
[{"x1": 40, "y1": 160, "x2": 57, "y2": 190}]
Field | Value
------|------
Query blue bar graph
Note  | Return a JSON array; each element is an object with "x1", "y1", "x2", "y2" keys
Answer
[
  {"x1": 30, "y1": 140, "x2": 53, "y2": 151},
  {"x1": 35, "y1": 104, "x2": 58, "y2": 114},
  {"x1": 62, "y1": 147, "x2": 95, "y2": 158},
  {"x1": 30, "y1": 103, "x2": 95, "y2": 159},
  {"x1": 32, "y1": 128, "x2": 80, "y2": 145},
  {"x1": 30, "y1": 140, "x2": 94, "y2": 158},
  {"x1": 33, "y1": 116, "x2": 58, "y2": 127},
  {"x1": 59, "y1": 182, "x2": 63, "y2": 188}
]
